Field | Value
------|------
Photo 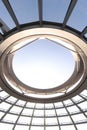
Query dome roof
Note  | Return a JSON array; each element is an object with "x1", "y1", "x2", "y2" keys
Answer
[{"x1": 0, "y1": 0, "x2": 87, "y2": 130}]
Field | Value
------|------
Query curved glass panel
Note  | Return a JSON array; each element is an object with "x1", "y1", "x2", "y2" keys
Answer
[
  {"x1": 0, "y1": 0, "x2": 15, "y2": 29},
  {"x1": 67, "y1": 0, "x2": 87, "y2": 31},
  {"x1": 43, "y1": 0, "x2": 70, "y2": 23},
  {"x1": 0, "y1": 87, "x2": 87, "y2": 130},
  {"x1": 9, "y1": 0, "x2": 38, "y2": 24}
]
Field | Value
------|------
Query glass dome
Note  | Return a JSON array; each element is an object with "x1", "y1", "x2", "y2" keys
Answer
[{"x1": 0, "y1": 0, "x2": 87, "y2": 130}]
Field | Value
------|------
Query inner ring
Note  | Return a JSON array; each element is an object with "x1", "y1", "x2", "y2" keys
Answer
[
  {"x1": 0, "y1": 28, "x2": 87, "y2": 103},
  {"x1": 2, "y1": 34, "x2": 83, "y2": 94}
]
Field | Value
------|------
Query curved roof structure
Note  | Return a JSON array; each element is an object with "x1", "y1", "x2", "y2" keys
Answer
[{"x1": 0, "y1": 0, "x2": 87, "y2": 130}]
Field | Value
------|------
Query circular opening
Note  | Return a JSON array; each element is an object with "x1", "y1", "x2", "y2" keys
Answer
[{"x1": 12, "y1": 38, "x2": 75, "y2": 89}]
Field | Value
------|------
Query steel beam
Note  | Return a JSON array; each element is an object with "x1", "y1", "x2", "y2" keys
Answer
[
  {"x1": 2, "y1": 0, "x2": 20, "y2": 29},
  {"x1": 63, "y1": 0, "x2": 78, "y2": 27},
  {"x1": 38, "y1": 0, "x2": 43, "y2": 26}
]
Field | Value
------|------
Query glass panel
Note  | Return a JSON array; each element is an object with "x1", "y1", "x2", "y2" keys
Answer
[
  {"x1": 16, "y1": 100, "x2": 25, "y2": 106},
  {"x1": 59, "y1": 116, "x2": 72, "y2": 124},
  {"x1": 31, "y1": 126, "x2": 44, "y2": 130},
  {"x1": 34, "y1": 109, "x2": 44, "y2": 116},
  {"x1": 81, "y1": 89, "x2": 87, "y2": 96},
  {"x1": 32, "y1": 117, "x2": 44, "y2": 125},
  {"x1": 0, "y1": 111, "x2": 5, "y2": 118},
  {"x1": 10, "y1": 106, "x2": 22, "y2": 114},
  {"x1": 71, "y1": 114, "x2": 86, "y2": 122},
  {"x1": 76, "y1": 124, "x2": 87, "y2": 130},
  {"x1": 18, "y1": 116, "x2": 31, "y2": 124},
  {"x1": 0, "y1": 0, "x2": 15, "y2": 29},
  {"x1": 63, "y1": 99, "x2": 73, "y2": 106},
  {"x1": 26, "y1": 102, "x2": 35, "y2": 108},
  {"x1": 45, "y1": 109, "x2": 55, "y2": 116},
  {"x1": 15, "y1": 125, "x2": 29, "y2": 130},
  {"x1": 36, "y1": 103, "x2": 44, "y2": 109},
  {"x1": 0, "y1": 102, "x2": 11, "y2": 111},
  {"x1": 45, "y1": 103, "x2": 53, "y2": 109},
  {"x1": 67, "y1": 106, "x2": 80, "y2": 114},
  {"x1": 22, "y1": 108, "x2": 33, "y2": 116},
  {"x1": 67, "y1": 0, "x2": 87, "y2": 31},
  {"x1": 0, "y1": 91, "x2": 9, "y2": 99},
  {"x1": 61, "y1": 125, "x2": 75, "y2": 130},
  {"x1": 72, "y1": 95, "x2": 83, "y2": 102},
  {"x1": 54, "y1": 102, "x2": 63, "y2": 108},
  {"x1": 2, "y1": 114, "x2": 18, "y2": 123},
  {"x1": 6, "y1": 96, "x2": 17, "y2": 103},
  {"x1": 46, "y1": 117, "x2": 58, "y2": 125},
  {"x1": 78, "y1": 101, "x2": 87, "y2": 110},
  {"x1": 46, "y1": 126, "x2": 59, "y2": 130},
  {"x1": 0, "y1": 123, "x2": 13, "y2": 130},
  {"x1": 43, "y1": 0, "x2": 70, "y2": 23},
  {"x1": 56, "y1": 108, "x2": 68, "y2": 115},
  {"x1": 9, "y1": 0, "x2": 38, "y2": 24}
]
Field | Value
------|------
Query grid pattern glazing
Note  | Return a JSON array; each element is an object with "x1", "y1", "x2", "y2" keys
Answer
[{"x1": 0, "y1": 87, "x2": 87, "y2": 130}]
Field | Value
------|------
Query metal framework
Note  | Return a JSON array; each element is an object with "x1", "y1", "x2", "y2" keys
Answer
[
  {"x1": 0, "y1": 87, "x2": 87, "y2": 129},
  {"x1": 0, "y1": 27, "x2": 87, "y2": 103},
  {"x1": 0, "y1": 0, "x2": 87, "y2": 130}
]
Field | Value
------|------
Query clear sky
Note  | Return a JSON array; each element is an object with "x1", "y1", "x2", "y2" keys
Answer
[{"x1": 13, "y1": 38, "x2": 75, "y2": 89}]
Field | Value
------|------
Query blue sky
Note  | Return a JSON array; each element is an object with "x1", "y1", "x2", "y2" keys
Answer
[{"x1": 13, "y1": 38, "x2": 75, "y2": 89}]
